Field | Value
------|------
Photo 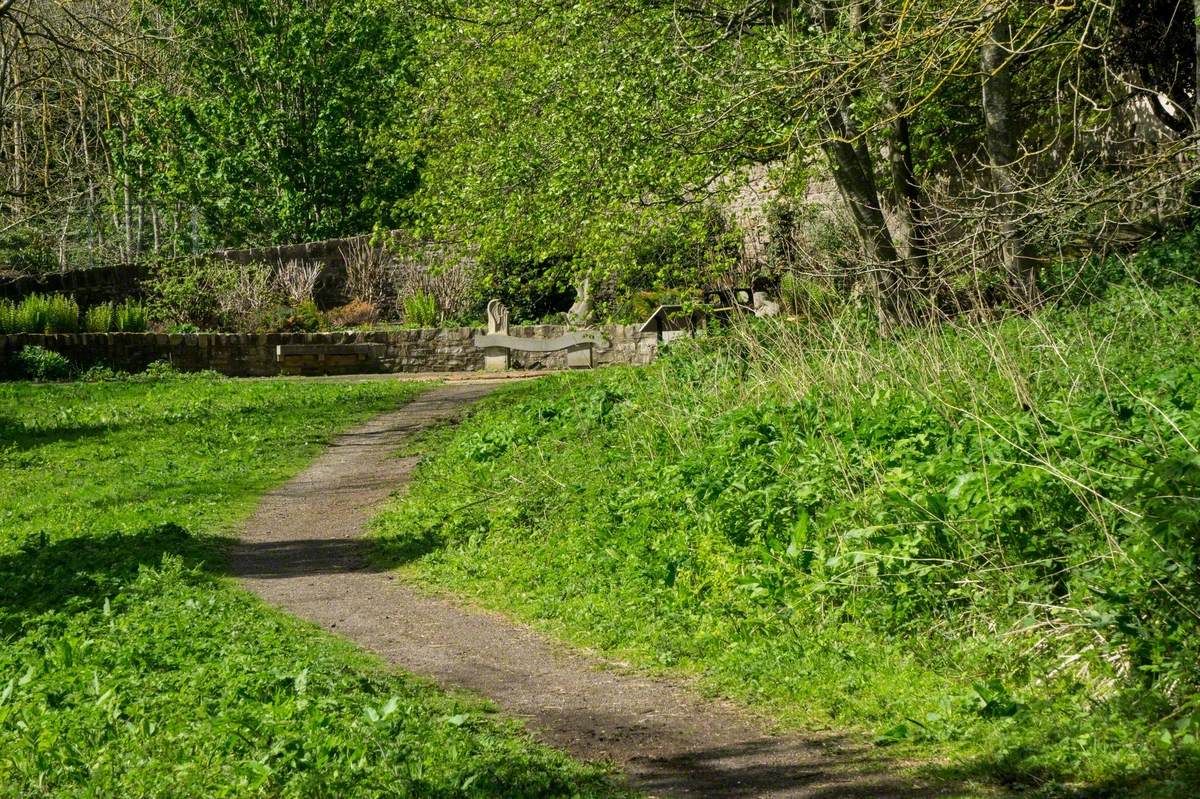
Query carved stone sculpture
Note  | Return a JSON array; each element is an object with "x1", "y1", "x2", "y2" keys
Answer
[
  {"x1": 566, "y1": 275, "x2": 592, "y2": 326},
  {"x1": 486, "y1": 298, "x2": 509, "y2": 335}
]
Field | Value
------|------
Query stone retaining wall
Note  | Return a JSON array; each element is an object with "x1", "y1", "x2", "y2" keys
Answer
[
  {"x1": 0, "y1": 325, "x2": 657, "y2": 377},
  {"x1": 0, "y1": 263, "x2": 149, "y2": 305}
]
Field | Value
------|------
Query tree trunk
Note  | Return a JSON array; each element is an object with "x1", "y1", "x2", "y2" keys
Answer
[
  {"x1": 812, "y1": 2, "x2": 911, "y2": 327},
  {"x1": 1194, "y1": 0, "x2": 1200, "y2": 130},
  {"x1": 885, "y1": 103, "x2": 932, "y2": 305},
  {"x1": 981, "y1": 7, "x2": 1040, "y2": 310}
]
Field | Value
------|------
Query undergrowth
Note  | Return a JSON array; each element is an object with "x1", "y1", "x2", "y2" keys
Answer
[
  {"x1": 0, "y1": 375, "x2": 623, "y2": 797},
  {"x1": 374, "y1": 279, "x2": 1200, "y2": 798}
]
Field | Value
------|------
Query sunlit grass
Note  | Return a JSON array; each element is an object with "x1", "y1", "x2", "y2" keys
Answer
[{"x1": 0, "y1": 374, "x2": 624, "y2": 798}]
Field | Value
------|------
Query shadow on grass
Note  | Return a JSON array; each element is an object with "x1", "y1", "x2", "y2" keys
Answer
[
  {"x1": 0, "y1": 419, "x2": 127, "y2": 451},
  {"x1": 0, "y1": 523, "x2": 222, "y2": 625},
  {"x1": 920, "y1": 736, "x2": 1200, "y2": 799},
  {"x1": 371, "y1": 528, "x2": 446, "y2": 569}
]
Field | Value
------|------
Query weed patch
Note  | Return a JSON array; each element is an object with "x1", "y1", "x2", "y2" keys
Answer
[{"x1": 375, "y1": 282, "x2": 1200, "y2": 797}]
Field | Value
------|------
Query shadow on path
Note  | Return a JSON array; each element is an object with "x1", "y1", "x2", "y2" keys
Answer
[{"x1": 230, "y1": 381, "x2": 968, "y2": 799}]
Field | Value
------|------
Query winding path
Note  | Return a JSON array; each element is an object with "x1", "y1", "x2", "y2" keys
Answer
[{"x1": 230, "y1": 381, "x2": 937, "y2": 798}]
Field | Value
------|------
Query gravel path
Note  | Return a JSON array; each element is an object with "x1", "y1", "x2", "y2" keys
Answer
[{"x1": 231, "y1": 381, "x2": 941, "y2": 798}]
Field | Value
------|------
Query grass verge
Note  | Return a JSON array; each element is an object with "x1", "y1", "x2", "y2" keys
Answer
[
  {"x1": 374, "y1": 281, "x2": 1200, "y2": 798},
  {"x1": 0, "y1": 374, "x2": 625, "y2": 797}
]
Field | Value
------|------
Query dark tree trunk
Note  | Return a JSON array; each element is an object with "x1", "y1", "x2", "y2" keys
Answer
[
  {"x1": 981, "y1": 8, "x2": 1041, "y2": 310},
  {"x1": 812, "y1": 1, "x2": 912, "y2": 327},
  {"x1": 822, "y1": 98, "x2": 913, "y2": 328},
  {"x1": 885, "y1": 104, "x2": 932, "y2": 302}
]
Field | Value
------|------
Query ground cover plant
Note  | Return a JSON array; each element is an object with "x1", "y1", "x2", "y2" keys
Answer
[
  {"x1": 374, "y1": 272, "x2": 1200, "y2": 797},
  {"x1": 0, "y1": 294, "x2": 148, "y2": 334},
  {"x1": 0, "y1": 374, "x2": 624, "y2": 797}
]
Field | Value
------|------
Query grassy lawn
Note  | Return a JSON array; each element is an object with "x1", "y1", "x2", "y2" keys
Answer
[
  {"x1": 374, "y1": 282, "x2": 1200, "y2": 799},
  {"x1": 0, "y1": 374, "x2": 623, "y2": 797}
]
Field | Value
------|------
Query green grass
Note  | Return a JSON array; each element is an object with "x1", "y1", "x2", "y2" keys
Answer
[
  {"x1": 373, "y1": 280, "x2": 1200, "y2": 798},
  {"x1": 0, "y1": 374, "x2": 624, "y2": 797}
]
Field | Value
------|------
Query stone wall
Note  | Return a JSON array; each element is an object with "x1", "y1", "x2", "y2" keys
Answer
[
  {"x1": 0, "y1": 263, "x2": 149, "y2": 305},
  {"x1": 0, "y1": 325, "x2": 657, "y2": 377}
]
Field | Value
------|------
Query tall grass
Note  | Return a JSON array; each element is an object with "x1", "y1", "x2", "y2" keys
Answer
[{"x1": 376, "y1": 278, "x2": 1200, "y2": 794}]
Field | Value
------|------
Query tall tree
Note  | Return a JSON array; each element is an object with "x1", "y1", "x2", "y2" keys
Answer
[{"x1": 980, "y1": 3, "x2": 1039, "y2": 308}]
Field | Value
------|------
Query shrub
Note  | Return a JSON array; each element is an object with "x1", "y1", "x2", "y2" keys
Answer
[
  {"x1": 81, "y1": 300, "x2": 147, "y2": 333},
  {"x1": 13, "y1": 345, "x2": 72, "y2": 380},
  {"x1": 144, "y1": 257, "x2": 227, "y2": 329},
  {"x1": 342, "y1": 237, "x2": 392, "y2": 307},
  {"x1": 778, "y1": 272, "x2": 841, "y2": 320},
  {"x1": 0, "y1": 298, "x2": 16, "y2": 333},
  {"x1": 80, "y1": 364, "x2": 121, "y2": 382},
  {"x1": 326, "y1": 299, "x2": 379, "y2": 328},
  {"x1": 402, "y1": 291, "x2": 438, "y2": 327},
  {"x1": 84, "y1": 303, "x2": 115, "y2": 332},
  {"x1": 255, "y1": 301, "x2": 324, "y2": 333},
  {"x1": 5, "y1": 293, "x2": 80, "y2": 333},
  {"x1": 114, "y1": 300, "x2": 148, "y2": 332},
  {"x1": 273, "y1": 258, "x2": 322, "y2": 305},
  {"x1": 141, "y1": 359, "x2": 180, "y2": 379},
  {"x1": 145, "y1": 257, "x2": 278, "y2": 331}
]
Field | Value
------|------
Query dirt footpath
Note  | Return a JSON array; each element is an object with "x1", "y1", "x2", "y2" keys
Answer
[{"x1": 231, "y1": 381, "x2": 941, "y2": 798}]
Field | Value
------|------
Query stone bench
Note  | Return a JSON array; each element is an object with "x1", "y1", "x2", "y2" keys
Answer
[
  {"x1": 473, "y1": 300, "x2": 606, "y2": 371},
  {"x1": 276, "y1": 343, "x2": 385, "y2": 375}
]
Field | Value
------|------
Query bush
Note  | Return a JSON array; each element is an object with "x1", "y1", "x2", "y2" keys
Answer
[
  {"x1": 79, "y1": 364, "x2": 121, "y2": 382},
  {"x1": 0, "y1": 293, "x2": 81, "y2": 333},
  {"x1": 81, "y1": 300, "x2": 147, "y2": 333},
  {"x1": 254, "y1": 301, "x2": 324, "y2": 333},
  {"x1": 145, "y1": 257, "x2": 279, "y2": 331},
  {"x1": 0, "y1": 298, "x2": 16, "y2": 333},
  {"x1": 401, "y1": 291, "x2": 438, "y2": 327},
  {"x1": 13, "y1": 345, "x2": 72, "y2": 380},
  {"x1": 778, "y1": 272, "x2": 841, "y2": 320},
  {"x1": 83, "y1": 302, "x2": 115, "y2": 333},
  {"x1": 144, "y1": 258, "x2": 226, "y2": 329},
  {"x1": 326, "y1": 299, "x2": 379, "y2": 328},
  {"x1": 140, "y1": 359, "x2": 180, "y2": 379},
  {"x1": 114, "y1": 300, "x2": 148, "y2": 332}
]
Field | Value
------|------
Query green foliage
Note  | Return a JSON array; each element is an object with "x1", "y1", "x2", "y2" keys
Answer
[
  {"x1": 777, "y1": 273, "x2": 842, "y2": 320},
  {"x1": 1041, "y1": 227, "x2": 1200, "y2": 305},
  {"x1": 0, "y1": 293, "x2": 80, "y2": 333},
  {"x1": 82, "y1": 300, "x2": 148, "y2": 333},
  {"x1": 145, "y1": 258, "x2": 318, "y2": 332},
  {"x1": 83, "y1": 302, "x2": 114, "y2": 333},
  {"x1": 115, "y1": 299, "x2": 148, "y2": 332},
  {"x1": 0, "y1": 377, "x2": 622, "y2": 798},
  {"x1": 143, "y1": 257, "x2": 230, "y2": 329},
  {"x1": 256, "y1": 301, "x2": 326, "y2": 333},
  {"x1": 401, "y1": 292, "x2": 438, "y2": 328},
  {"x1": 401, "y1": 3, "x2": 758, "y2": 290},
  {"x1": 10, "y1": 345, "x2": 73, "y2": 381},
  {"x1": 375, "y1": 282, "x2": 1200, "y2": 796},
  {"x1": 133, "y1": 0, "x2": 419, "y2": 247}
]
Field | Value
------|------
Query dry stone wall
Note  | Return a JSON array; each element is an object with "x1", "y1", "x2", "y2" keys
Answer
[
  {"x1": 0, "y1": 325, "x2": 657, "y2": 377},
  {"x1": 0, "y1": 263, "x2": 149, "y2": 305}
]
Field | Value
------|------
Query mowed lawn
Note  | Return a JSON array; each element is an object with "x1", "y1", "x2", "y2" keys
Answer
[{"x1": 0, "y1": 375, "x2": 622, "y2": 798}]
